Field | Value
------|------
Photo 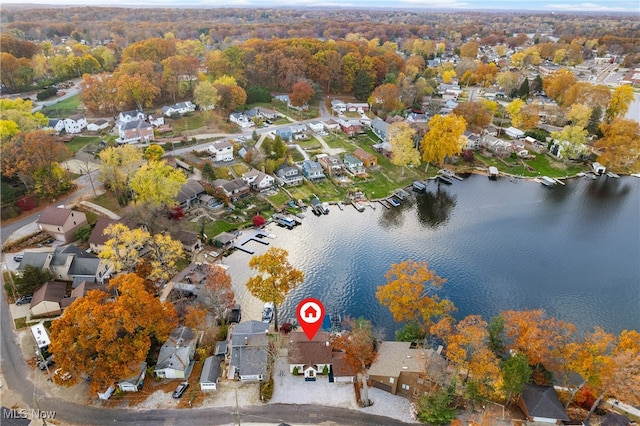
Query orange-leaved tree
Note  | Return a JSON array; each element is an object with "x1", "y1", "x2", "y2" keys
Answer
[
  {"x1": 330, "y1": 317, "x2": 377, "y2": 407},
  {"x1": 376, "y1": 259, "x2": 455, "y2": 337},
  {"x1": 200, "y1": 264, "x2": 235, "y2": 326},
  {"x1": 246, "y1": 247, "x2": 304, "y2": 330},
  {"x1": 49, "y1": 273, "x2": 177, "y2": 395}
]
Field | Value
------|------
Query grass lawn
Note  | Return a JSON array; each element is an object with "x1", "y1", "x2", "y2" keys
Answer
[
  {"x1": 323, "y1": 133, "x2": 356, "y2": 151},
  {"x1": 41, "y1": 94, "x2": 82, "y2": 118},
  {"x1": 14, "y1": 317, "x2": 27, "y2": 330},
  {"x1": 91, "y1": 191, "x2": 123, "y2": 215},
  {"x1": 66, "y1": 136, "x2": 102, "y2": 154},
  {"x1": 476, "y1": 152, "x2": 588, "y2": 178},
  {"x1": 267, "y1": 190, "x2": 291, "y2": 207}
]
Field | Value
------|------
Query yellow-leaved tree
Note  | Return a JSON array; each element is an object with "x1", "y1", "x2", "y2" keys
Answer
[
  {"x1": 129, "y1": 159, "x2": 186, "y2": 207},
  {"x1": 376, "y1": 259, "x2": 455, "y2": 335},
  {"x1": 605, "y1": 84, "x2": 635, "y2": 123},
  {"x1": 595, "y1": 119, "x2": 640, "y2": 173},
  {"x1": 245, "y1": 247, "x2": 304, "y2": 330},
  {"x1": 49, "y1": 273, "x2": 177, "y2": 395},
  {"x1": 388, "y1": 121, "x2": 420, "y2": 175},
  {"x1": 99, "y1": 223, "x2": 183, "y2": 281},
  {"x1": 505, "y1": 98, "x2": 525, "y2": 128},
  {"x1": 98, "y1": 145, "x2": 144, "y2": 206},
  {"x1": 420, "y1": 114, "x2": 467, "y2": 169}
]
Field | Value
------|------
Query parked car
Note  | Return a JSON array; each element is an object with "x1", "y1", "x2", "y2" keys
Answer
[
  {"x1": 172, "y1": 381, "x2": 189, "y2": 398},
  {"x1": 16, "y1": 294, "x2": 33, "y2": 305},
  {"x1": 262, "y1": 302, "x2": 274, "y2": 323},
  {"x1": 13, "y1": 254, "x2": 23, "y2": 262},
  {"x1": 226, "y1": 304, "x2": 241, "y2": 324},
  {"x1": 38, "y1": 355, "x2": 54, "y2": 370}
]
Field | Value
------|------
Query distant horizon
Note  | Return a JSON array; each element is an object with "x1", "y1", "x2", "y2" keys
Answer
[{"x1": 1, "y1": 0, "x2": 638, "y2": 13}]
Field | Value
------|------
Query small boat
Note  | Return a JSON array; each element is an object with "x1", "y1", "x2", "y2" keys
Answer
[
  {"x1": 539, "y1": 176, "x2": 556, "y2": 187},
  {"x1": 437, "y1": 175, "x2": 453, "y2": 185},
  {"x1": 321, "y1": 202, "x2": 330, "y2": 215},
  {"x1": 352, "y1": 201, "x2": 365, "y2": 212},
  {"x1": 273, "y1": 213, "x2": 297, "y2": 229},
  {"x1": 388, "y1": 197, "x2": 400, "y2": 207},
  {"x1": 488, "y1": 166, "x2": 499, "y2": 180},
  {"x1": 412, "y1": 181, "x2": 426, "y2": 192},
  {"x1": 337, "y1": 202, "x2": 344, "y2": 210},
  {"x1": 606, "y1": 172, "x2": 620, "y2": 179},
  {"x1": 395, "y1": 189, "x2": 410, "y2": 199}
]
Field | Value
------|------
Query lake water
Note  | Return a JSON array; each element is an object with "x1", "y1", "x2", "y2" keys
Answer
[{"x1": 254, "y1": 174, "x2": 640, "y2": 339}]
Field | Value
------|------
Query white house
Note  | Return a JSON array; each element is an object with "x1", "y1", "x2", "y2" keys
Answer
[
  {"x1": 64, "y1": 114, "x2": 87, "y2": 134},
  {"x1": 161, "y1": 101, "x2": 196, "y2": 117},
  {"x1": 331, "y1": 99, "x2": 347, "y2": 114},
  {"x1": 229, "y1": 112, "x2": 253, "y2": 129},
  {"x1": 148, "y1": 114, "x2": 164, "y2": 127},
  {"x1": 86, "y1": 119, "x2": 110, "y2": 132},
  {"x1": 46, "y1": 118, "x2": 65, "y2": 134},
  {"x1": 505, "y1": 127, "x2": 525, "y2": 139},
  {"x1": 117, "y1": 110, "x2": 145, "y2": 127},
  {"x1": 117, "y1": 362, "x2": 147, "y2": 392},
  {"x1": 242, "y1": 169, "x2": 275, "y2": 191},
  {"x1": 307, "y1": 121, "x2": 325, "y2": 133},
  {"x1": 208, "y1": 140, "x2": 234, "y2": 162}
]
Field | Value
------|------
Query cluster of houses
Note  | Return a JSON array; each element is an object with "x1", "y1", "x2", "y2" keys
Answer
[{"x1": 44, "y1": 101, "x2": 196, "y2": 144}]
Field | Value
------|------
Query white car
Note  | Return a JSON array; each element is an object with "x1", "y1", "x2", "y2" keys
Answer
[{"x1": 262, "y1": 302, "x2": 274, "y2": 323}]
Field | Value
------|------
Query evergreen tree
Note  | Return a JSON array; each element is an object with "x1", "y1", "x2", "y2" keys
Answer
[
  {"x1": 587, "y1": 105, "x2": 603, "y2": 135},
  {"x1": 518, "y1": 78, "x2": 530, "y2": 100},
  {"x1": 353, "y1": 70, "x2": 373, "y2": 102},
  {"x1": 530, "y1": 74, "x2": 543, "y2": 94}
]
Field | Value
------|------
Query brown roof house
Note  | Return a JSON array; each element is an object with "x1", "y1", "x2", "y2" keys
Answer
[
  {"x1": 30, "y1": 281, "x2": 68, "y2": 318},
  {"x1": 367, "y1": 341, "x2": 438, "y2": 399},
  {"x1": 288, "y1": 331, "x2": 333, "y2": 381},
  {"x1": 37, "y1": 207, "x2": 88, "y2": 243},
  {"x1": 352, "y1": 148, "x2": 378, "y2": 168},
  {"x1": 87, "y1": 217, "x2": 119, "y2": 254}
]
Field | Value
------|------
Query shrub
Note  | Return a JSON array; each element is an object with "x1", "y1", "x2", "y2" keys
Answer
[
  {"x1": 292, "y1": 366, "x2": 299, "y2": 376},
  {"x1": 322, "y1": 365, "x2": 329, "y2": 375}
]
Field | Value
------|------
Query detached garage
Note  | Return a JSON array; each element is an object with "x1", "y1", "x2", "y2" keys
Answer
[{"x1": 200, "y1": 356, "x2": 222, "y2": 391}]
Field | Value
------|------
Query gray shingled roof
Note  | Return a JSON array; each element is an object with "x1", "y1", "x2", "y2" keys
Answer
[
  {"x1": 521, "y1": 384, "x2": 570, "y2": 421},
  {"x1": 200, "y1": 356, "x2": 222, "y2": 384}
]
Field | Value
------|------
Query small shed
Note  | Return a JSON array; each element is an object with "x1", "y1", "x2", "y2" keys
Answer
[
  {"x1": 118, "y1": 362, "x2": 147, "y2": 392},
  {"x1": 200, "y1": 356, "x2": 222, "y2": 391},
  {"x1": 30, "y1": 281, "x2": 67, "y2": 317},
  {"x1": 592, "y1": 162, "x2": 606, "y2": 175},
  {"x1": 518, "y1": 384, "x2": 570, "y2": 424}
]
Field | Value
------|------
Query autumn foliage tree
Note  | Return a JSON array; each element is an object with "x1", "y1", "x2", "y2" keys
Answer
[
  {"x1": 199, "y1": 264, "x2": 235, "y2": 325},
  {"x1": 376, "y1": 260, "x2": 455, "y2": 336},
  {"x1": 595, "y1": 119, "x2": 640, "y2": 173},
  {"x1": 129, "y1": 160, "x2": 186, "y2": 207},
  {"x1": 288, "y1": 80, "x2": 315, "y2": 109},
  {"x1": 388, "y1": 122, "x2": 420, "y2": 175},
  {"x1": 49, "y1": 273, "x2": 177, "y2": 395},
  {"x1": 98, "y1": 145, "x2": 144, "y2": 206},
  {"x1": 420, "y1": 114, "x2": 467, "y2": 168},
  {"x1": 246, "y1": 247, "x2": 304, "y2": 330},
  {"x1": 331, "y1": 318, "x2": 377, "y2": 407}
]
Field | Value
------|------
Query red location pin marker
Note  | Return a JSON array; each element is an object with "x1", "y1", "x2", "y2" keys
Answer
[{"x1": 296, "y1": 298, "x2": 325, "y2": 340}]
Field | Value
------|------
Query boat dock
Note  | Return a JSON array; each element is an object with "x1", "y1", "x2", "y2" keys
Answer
[
  {"x1": 233, "y1": 229, "x2": 270, "y2": 254},
  {"x1": 379, "y1": 199, "x2": 391, "y2": 209},
  {"x1": 412, "y1": 180, "x2": 426, "y2": 192},
  {"x1": 437, "y1": 175, "x2": 453, "y2": 185},
  {"x1": 439, "y1": 169, "x2": 464, "y2": 180},
  {"x1": 537, "y1": 176, "x2": 557, "y2": 187}
]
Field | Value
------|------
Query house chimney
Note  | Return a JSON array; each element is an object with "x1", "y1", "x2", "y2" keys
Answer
[{"x1": 244, "y1": 336, "x2": 248, "y2": 345}]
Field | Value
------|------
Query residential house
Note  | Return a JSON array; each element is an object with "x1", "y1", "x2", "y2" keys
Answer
[
  {"x1": 245, "y1": 107, "x2": 278, "y2": 122},
  {"x1": 367, "y1": 341, "x2": 437, "y2": 399},
  {"x1": 176, "y1": 180, "x2": 206, "y2": 210},
  {"x1": 481, "y1": 135, "x2": 512, "y2": 156},
  {"x1": 370, "y1": 118, "x2": 390, "y2": 142},
  {"x1": 505, "y1": 126, "x2": 525, "y2": 139},
  {"x1": 154, "y1": 327, "x2": 197, "y2": 379},
  {"x1": 229, "y1": 112, "x2": 253, "y2": 129},
  {"x1": 372, "y1": 141, "x2": 393, "y2": 159},
  {"x1": 63, "y1": 114, "x2": 87, "y2": 134},
  {"x1": 161, "y1": 101, "x2": 196, "y2": 117},
  {"x1": 337, "y1": 119, "x2": 362, "y2": 137},
  {"x1": 323, "y1": 119, "x2": 340, "y2": 132},
  {"x1": 172, "y1": 230, "x2": 201, "y2": 253},
  {"x1": 343, "y1": 154, "x2": 366, "y2": 177},
  {"x1": 17, "y1": 245, "x2": 110, "y2": 286},
  {"x1": 288, "y1": 331, "x2": 332, "y2": 380},
  {"x1": 352, "y1": 148, "x2": 378, "y2": 168},
  {"x1": 213, "y1": 232, "x2": 237, "y2": 251},
  {"x1": 307, "y1": 121, "x2": 325, "y2": 133},
  {"x1": 242, "y1": 169, "x2": 275, "y2": 191},
  {"x1": 275, "y1": 165, "x2": 304, "y2": 186},
  {"x1": 209, "y1": 140, "x2": 234, "y2": 162},
  {"x1": 116, "y1": 120, "x2": 154, "y2": 144},
  {"x1": 440, "y1": 100, "x2": 459, "y2": 113},
  {"x1": 464, "y1": 131, "x2": 481, "y2": 150},
  {"x1": 148, "y1": 114, "x2": 164, "y2": 127},
  {"x1": 291, "y1": 123, "x2": 308, "y2": 140},
  {"x1": 37, "y1": 207, "x2": 88, "y2": 243},
  {"x1": 29, "y1": 281, "x2": 67, "y2": 317},
  {"x1": 301, "y1": 160, "x2": 326, "y2": 181},
  {"x1": 331, "y1": 99, "x2": 347, "y2": 114},
  {"x1": 118, "y1": 362, "x2": 147, "y2": 392},
  {"x1": 275, "y1": 127, "x2": 293, "y2": 141},
  {"x1": 65, "y1": 280, "x2": 107, "y2": 306},
  {"x1": 227, "y1": 320, "x2": 270, "y2": 381},
  {"x1": 200, "y1": 355, "x2": 222, "y2": 391},
  {"x1": 213, "y1": 178, "x2": 250, "y2": 201},
  {"x1": 117, "y1": 110, "x2": 145, "y2": 125},
  {"x1": 518, "y1": 384, "x2": 570, "y2": 424},
  {"x1": 407, "y1": 111, "x2": 428, "y2": 123},
  {"x1": 46, "y1": 118, "x2": 65, "y2": 134},
  {"x1": 346, "y1": 102, "x2": 369, "y2": 112},
  {"x1": 87, "y1": 217, "x2": 119, "y2": 254},
  {"x1": 86, "y1": 119, "x2": 110, "y2": 132},
  {"x1": 317, "y1": 154, "x2": 345, "y2": 177}
]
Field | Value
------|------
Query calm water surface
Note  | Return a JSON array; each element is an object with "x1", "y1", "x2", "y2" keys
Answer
[{"x1": 271, "y1": 174, "x2": 639, "y2": 339}]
